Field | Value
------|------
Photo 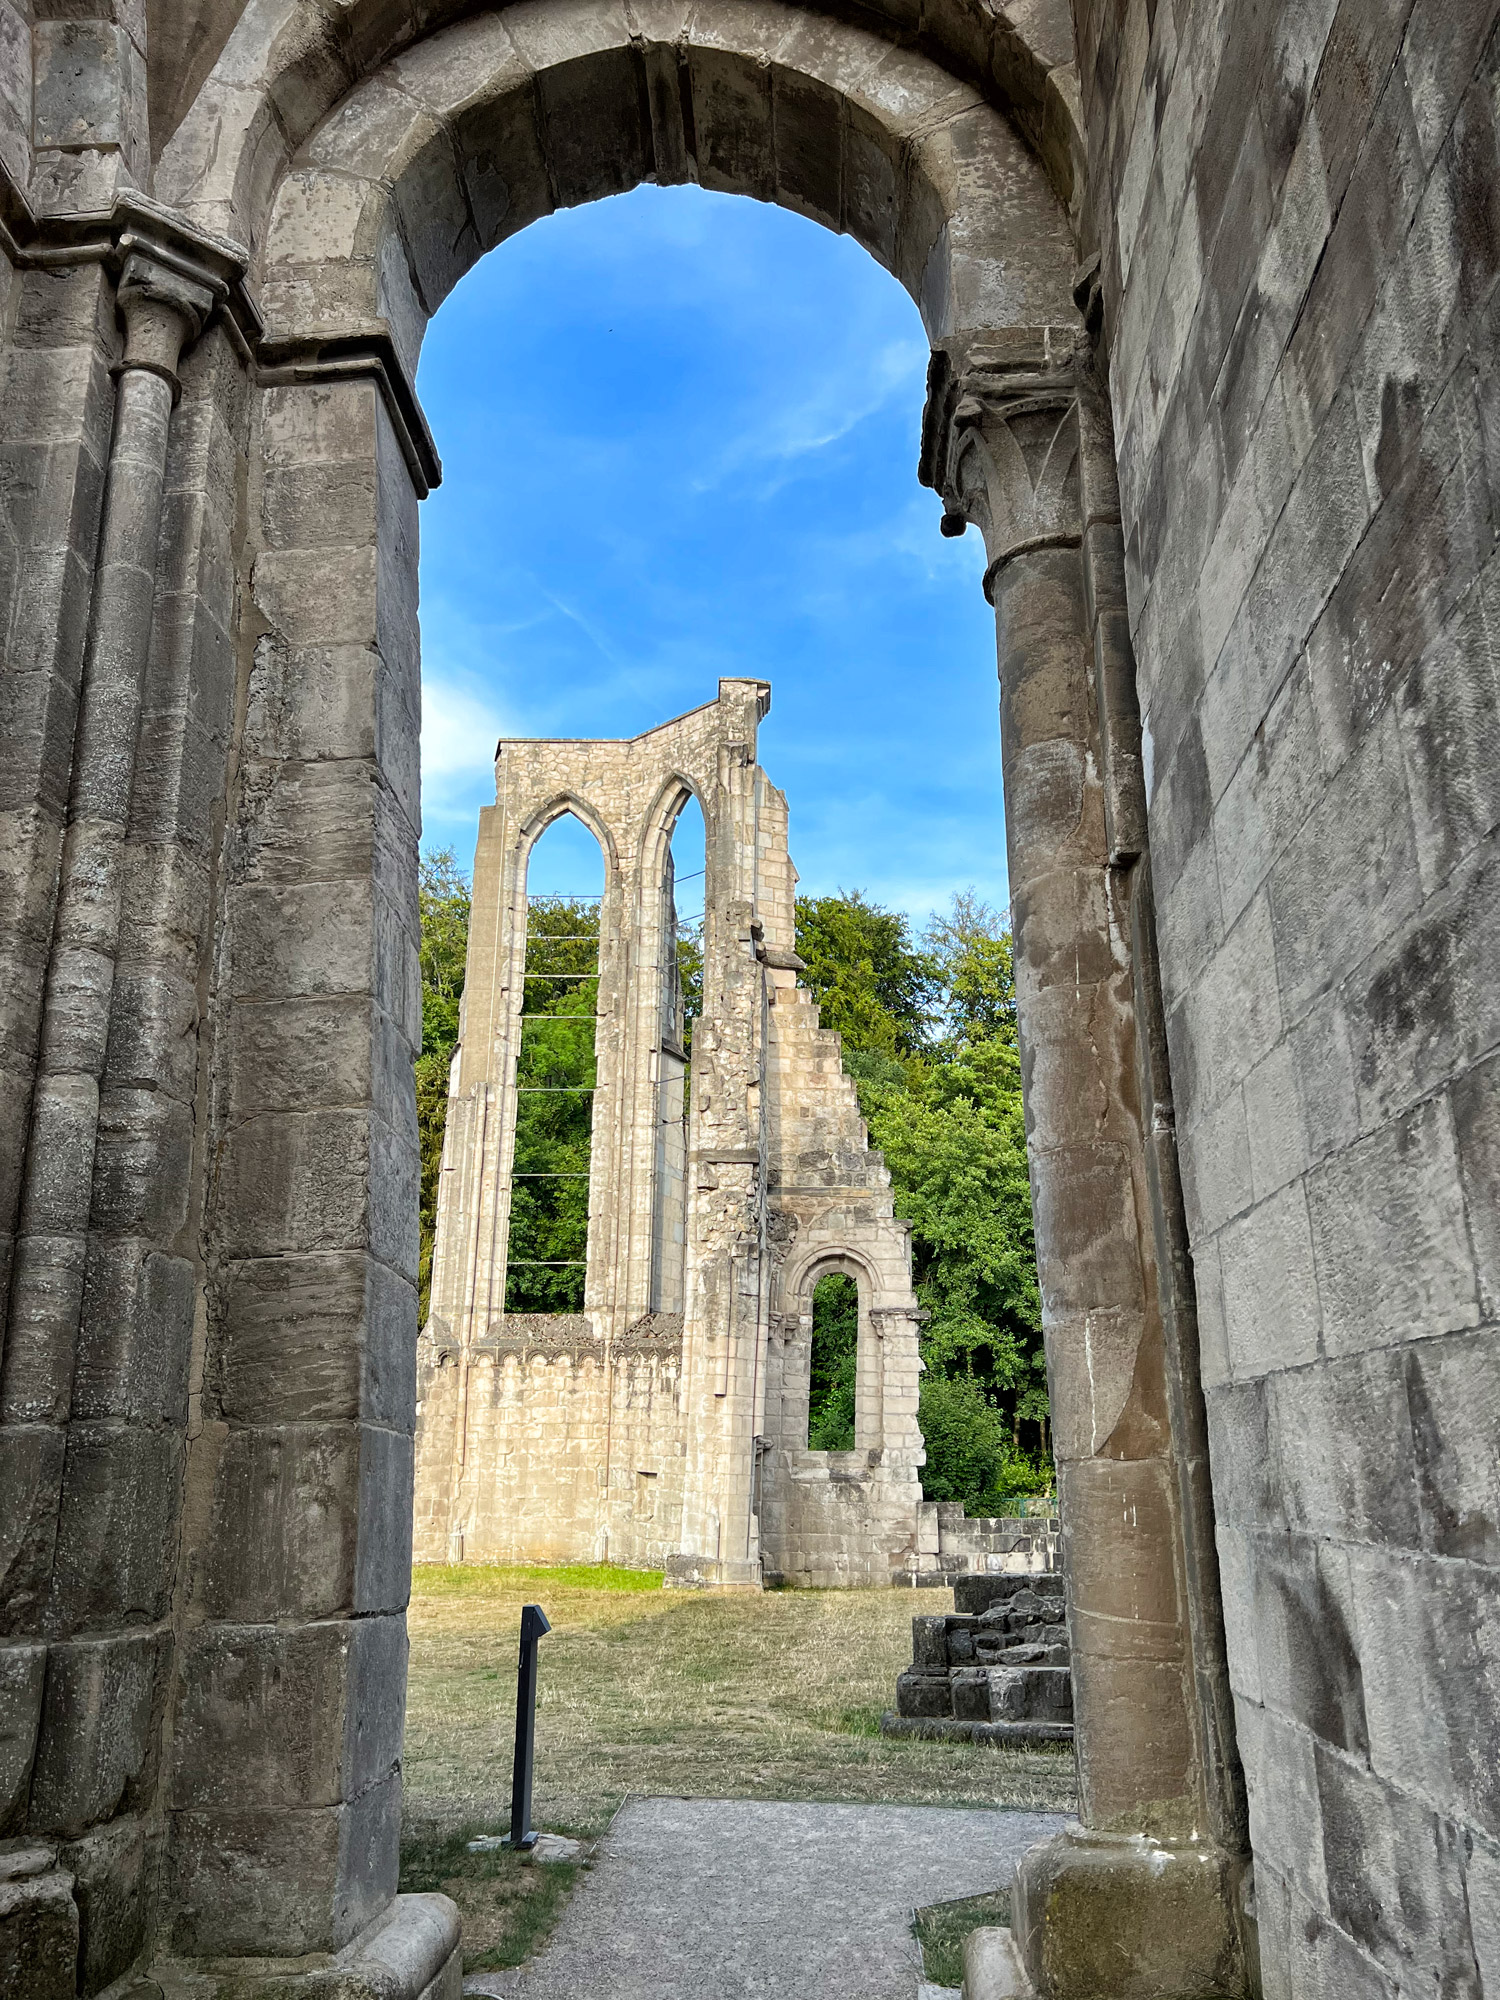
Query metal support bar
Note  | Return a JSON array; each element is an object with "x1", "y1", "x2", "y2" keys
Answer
[{"x1": 506, "y1": 1604, "x2": 551, "y2": 1852}]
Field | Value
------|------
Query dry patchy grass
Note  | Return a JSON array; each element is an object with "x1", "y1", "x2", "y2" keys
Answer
[
  {"x1": 398, "y1": 1826, "x2": 581, "y2": 1973},
  {"x1": 403, "y1": 1563, "x2": 1076, "y2": 1843}
]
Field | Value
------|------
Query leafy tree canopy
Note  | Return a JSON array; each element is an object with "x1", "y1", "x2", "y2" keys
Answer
[
  {"x1": 416, "y1": 849, "x2": 472, "y2": 1321},
  {"x1": 794, "y1": 891, "x2": 942, "y2": 1058}
]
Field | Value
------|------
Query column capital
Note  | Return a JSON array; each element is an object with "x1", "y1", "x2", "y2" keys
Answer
[
  {"x1": 0, "y1": 165, "x2": 261, "y2": 380},
  {"x1": 919, "y1": 329, "x2": 1088, "y2": 599},
  {"x1": 115, "y1": 247, "x2": 216, "y2": 398}
]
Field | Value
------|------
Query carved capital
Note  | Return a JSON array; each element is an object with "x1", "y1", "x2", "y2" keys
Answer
[
  {"x1": 920, "y1": 329, "x2": 1087, "y2": 601},
  {"x1": 115, "y1": 247, "x2": 216, "y2": 399}
]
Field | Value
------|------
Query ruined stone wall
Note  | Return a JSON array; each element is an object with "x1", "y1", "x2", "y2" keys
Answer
[
  {"x1": 760, "y1": 966, "x2": 926, "y2": 1588},
  {"x1": 413, "y1": 1316, "x2": 688, "y2": 1568},
  {"x1": 417, "y1": 690, "x2": 929, "y2": 1591},
  {"x1": 1074, "y1": 2, "x2": 1500, "y2": 1990}
]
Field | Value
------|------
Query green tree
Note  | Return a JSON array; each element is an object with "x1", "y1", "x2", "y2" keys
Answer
[
  {"x1": 416, "y1": 849, "x2": 472, "y2": 1323},
  {"x1": 806, "y1": 1272, "x2": 858, "y2": 1449},
  {"x1": 926, "y1": 890, "x2": 1018, "y2": 1050},
  {"x1": 506, "y1": 898, "x2": 601, "y2": 1313},
  {"x1": 794, "y1": 891, "x2": 942, "y2": 1057}
]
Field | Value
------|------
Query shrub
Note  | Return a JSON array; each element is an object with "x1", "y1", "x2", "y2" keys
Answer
[{"x1": 917, "y1": 1373, "x2": 1049, "y2": 1514}]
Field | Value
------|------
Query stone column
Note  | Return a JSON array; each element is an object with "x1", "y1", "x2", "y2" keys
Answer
[
  {"x1": 4, "y1": 251, "x2": 210, "y2": 1427},
  {"x1": 923, "y1": 330, "x2": 1249, "y2": 1998},
  {"x1": 675, "y1": 680, "x2": 772, "y2": 1587},
  {"x1": 0, "y1": 240, "x2": 213, "y2": 2000}
]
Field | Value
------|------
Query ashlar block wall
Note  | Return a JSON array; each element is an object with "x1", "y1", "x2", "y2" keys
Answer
[{"x1": 1074, "y1": 0, "x2": 1500, "y2": 1989}]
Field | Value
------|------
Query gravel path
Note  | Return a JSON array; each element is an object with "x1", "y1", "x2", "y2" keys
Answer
[{"x1": 467, "y1": 1796, "x2": 1066, "y2": 1999}]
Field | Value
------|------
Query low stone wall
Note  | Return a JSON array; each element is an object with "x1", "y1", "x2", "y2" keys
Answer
[
  {"x1": 758, "y1": 1447, "x2": 927, "y2": 1588},
  {"x1": 882, "y1": 1573, "x2": 1073, "y2": 1744},
  {"x1": 412, "y1": 1314, "x2": 688, "y2": 1568},
  {"x1": 898, "y1": 1501, "x2": 1062, "y2": 1584}
]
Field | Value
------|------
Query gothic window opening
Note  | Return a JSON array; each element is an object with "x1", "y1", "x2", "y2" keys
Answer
[
  {"x1": 505, "y1": 813, "x2": 603, "y2": 1313},
  {"x1": 650, "y1": 793, "x2": 705, "y2": 1313},
  {"x1": 807, "y1": 1271, "x2": 860, "y2": 1449}
]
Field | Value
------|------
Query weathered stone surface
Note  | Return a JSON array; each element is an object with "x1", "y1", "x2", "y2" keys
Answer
[
  {"x1": 897, "y1": 1671, "x2": 957, "y2": 1720},
  {"x1": 27, "y1": 1634, "x2": 159, "y2": 1838},
  {"x1": 1075, "y1": 0, "x2": 1500, "y2": 1988},
  {"x1": 0, "y1": 1644, "x2": 46, "y2": 1835},
  {"x1": 0, "y1": 1864, "x2": 77, "y2": 2000},
  {"x1": 59, "y1": 1815, "x2": 147, "y2": 1997},
  {"x1": 1012, "y1": 1825, "x2": 1245, "y2": 2000},
  {"x1": 887, "y1": 1576, "x2": 1075, "y2": 1744}
]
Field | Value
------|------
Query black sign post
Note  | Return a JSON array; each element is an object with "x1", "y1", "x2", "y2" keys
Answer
[{"x1": 504, "y1": 1603, "x2": 551, "y2": 1851}]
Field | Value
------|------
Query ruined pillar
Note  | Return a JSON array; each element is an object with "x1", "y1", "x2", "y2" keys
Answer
[
  {"x1": 674, "y1": 683, "x2": 774, "y2": 1587},
  {"x1": 160, "y1": 364, "x2": 458, "y2": 1988},
  {"x1": 0, "y1": 241, "x2": 216, "y2": 1995},
  {"x1": 923, "y1": 330, "x2": 1250, "y2": 1998}
]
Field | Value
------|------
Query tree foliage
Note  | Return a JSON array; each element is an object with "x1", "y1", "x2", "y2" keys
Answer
[
  {"x1": 506, "y1": 897, "x2": 601, "y2": 1313},
  {"x1": 416, "y1": 849, "x2": 471, "y2": 1323},
  {"x1": 796, "y1": 888, "x2": 1050, "y2": 1511},
  {"x1": 807, "y1": 1272, "x2": 858, "y2": 1451},
  {"x1": 794, "y1": 892, "x2": 942, "y2": 1057}
]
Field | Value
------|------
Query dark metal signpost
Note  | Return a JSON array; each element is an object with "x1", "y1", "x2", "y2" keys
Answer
[{"x1": 504, "y1": 1603, "x2": 551, "y2": 1851}]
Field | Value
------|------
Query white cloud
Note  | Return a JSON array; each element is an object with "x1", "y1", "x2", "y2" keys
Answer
[
  {"x1": 421, "y1": 673, "x2": 512, "y2": 802},
  {"x1": 693, "y1": 336, "x2": 927, "y2": 494}
]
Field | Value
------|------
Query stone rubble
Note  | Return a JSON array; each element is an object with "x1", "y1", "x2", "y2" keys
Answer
[{"x1": 884, "y1": 1575, "x2": 1074, "y2": 1746}]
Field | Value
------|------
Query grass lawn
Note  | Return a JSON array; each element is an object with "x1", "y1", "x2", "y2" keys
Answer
[
  {"x1": 913, "y1": 1889, "x2": 1013, "y2": 1987},
  {"x1": 400, "y1": 1563, "x2": 1076, "y2": 1972}
]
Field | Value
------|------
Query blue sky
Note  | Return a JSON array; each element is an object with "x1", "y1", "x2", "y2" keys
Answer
[{"x1": 415, "y1": 184, "x2": 1007, "y2": 926}]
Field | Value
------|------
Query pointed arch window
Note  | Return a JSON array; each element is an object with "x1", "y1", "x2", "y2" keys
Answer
[
  {"x1": 505, "y1": 811, "x2": 604, "y2": 1313},
  {"x1": 650, "y1": 791, "x2": 705, "y2": 1313},
  {"x1": 807, "y1": 1271, "x2": 859, "y2": 1448}
]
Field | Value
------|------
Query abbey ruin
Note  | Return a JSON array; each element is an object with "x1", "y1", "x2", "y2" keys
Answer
[
  {"x1": 0, "y1": 0, "x2": 1498, "y2": 1994},
  {"x1": 415, "y1": 679, "x2": 933, "y2": 1589}
]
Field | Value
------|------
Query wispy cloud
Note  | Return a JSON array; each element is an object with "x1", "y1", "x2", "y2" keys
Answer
[
  {"x1": 693, "y1": 336, "x2": 927, "y2": 495},
  {"x1": 419, "y1": 673, "x2": 512, "y2": 839}
]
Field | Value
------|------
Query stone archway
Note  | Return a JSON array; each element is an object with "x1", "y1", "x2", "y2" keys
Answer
[{"x1": 0, "y1": 3, "x2": 1246, "y2": 1994}]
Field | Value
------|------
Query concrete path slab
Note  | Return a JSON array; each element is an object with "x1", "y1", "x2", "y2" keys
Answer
[{"x1": 495, "y1": 1796, "x2": 1068, "y2": 2000}]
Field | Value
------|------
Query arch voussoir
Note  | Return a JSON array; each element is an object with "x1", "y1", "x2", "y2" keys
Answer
[{"x1": 250, "y1": 0, "x2": 1073, "y2": 379}]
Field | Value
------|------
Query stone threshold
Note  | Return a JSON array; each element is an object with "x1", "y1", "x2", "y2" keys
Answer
[{"x1": 112, "y1": 1893, "x2": 460, "y2": 1999}]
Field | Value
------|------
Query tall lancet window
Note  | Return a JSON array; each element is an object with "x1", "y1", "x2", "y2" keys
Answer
[
  {"x1": 651, "y1": 793, "x2": 705, "y2": 1312},
  {"x1": 505, "y1": 812, "x2": 604, "y2": 1313}
]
